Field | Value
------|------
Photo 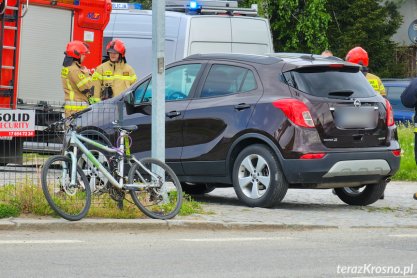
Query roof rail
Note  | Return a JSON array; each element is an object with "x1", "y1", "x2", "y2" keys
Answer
[{"x1": 166, "y1": 0, "x2": 258, "y2": 16}]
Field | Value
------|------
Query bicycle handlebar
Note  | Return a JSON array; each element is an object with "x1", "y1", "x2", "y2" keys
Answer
[
  {"x1": 47, "y1": 107, "x2": 92, "y2": 131},
  {"x1": 70, "y1": 107, "x2": 92, "y2": 120}
]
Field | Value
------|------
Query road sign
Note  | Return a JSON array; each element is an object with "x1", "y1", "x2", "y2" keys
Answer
[{"x1": 408, "y1": 19, "x2": 417, "y2": 44}]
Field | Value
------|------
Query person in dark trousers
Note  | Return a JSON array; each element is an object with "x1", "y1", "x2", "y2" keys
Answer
[{"x1": 400, "y1": 77, "x2": 417, "y2": 200}]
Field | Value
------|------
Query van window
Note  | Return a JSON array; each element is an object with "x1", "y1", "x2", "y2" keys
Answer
[
  {"x1": 140, "y1": 64, "x2": 202, "y2": 102},
  {"x1": 201, "y1": 65, "x2": 257, "y2": 98}
]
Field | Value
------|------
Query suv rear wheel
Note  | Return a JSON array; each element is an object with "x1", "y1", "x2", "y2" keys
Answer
[
  {"x1": 232, "y1": 144, "x2": 288, "y2": 208},
  {"x1": 334, "y1": 181, "x2": 386, "y2": 206}
]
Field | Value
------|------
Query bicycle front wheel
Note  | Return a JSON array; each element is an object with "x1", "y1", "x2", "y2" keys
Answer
[
  {"x1": 41, "y1": 155, "x2": 91, "y2": 221},
  {"x1": 128, "y1": 158, "x2": 183, "y2": 219}
]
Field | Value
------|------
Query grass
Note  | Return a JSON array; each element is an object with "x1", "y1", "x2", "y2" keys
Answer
[
  {"x1": 22, "y1": 153, "x2": 51, "y2": 164},
  {"x1": 0, "y1": 203, "x2": 20, "y2": 218},
  {"x1": 0, "y1": 180, "x2": 205, "y2": 219},
  {"x1": 393, "y1": 123, "x2": 417, "y2": 181}
]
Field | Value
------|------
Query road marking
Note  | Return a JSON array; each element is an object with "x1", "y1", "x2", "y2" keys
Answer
[
  {"x1": 389, "y1": 234, "x2": 417, "y2": 238},
  {"x1": 178, "y1": 237, "x2": 293, "y2": 242},
  {"x1": 0, "y1": 240, "x2": 83, "y2": 244}
]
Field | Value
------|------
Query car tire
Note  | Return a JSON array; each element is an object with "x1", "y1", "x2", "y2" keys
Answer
[
  {"x1": 232, "y1": 144, "x2": 288, "y2": 208},
  {"x1": 334, "y1": 181, "x2": 387, "y2": 206},
  {"x1": 181, "y1": 182, "x2": 215, "y2": 195}
]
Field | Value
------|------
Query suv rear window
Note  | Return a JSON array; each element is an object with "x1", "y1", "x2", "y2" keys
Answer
[{"x1": 283, "y1": 66, "x2": 376, "y2": 98}]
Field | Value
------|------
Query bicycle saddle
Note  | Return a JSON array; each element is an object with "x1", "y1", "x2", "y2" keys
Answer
[{"x1": 115, "y1": 125, "x2": 138, "y2": 132}]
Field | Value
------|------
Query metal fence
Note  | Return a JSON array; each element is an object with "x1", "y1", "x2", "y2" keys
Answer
[{"x1": 0, "y1": 100, "x2": 119, "y2": 206}]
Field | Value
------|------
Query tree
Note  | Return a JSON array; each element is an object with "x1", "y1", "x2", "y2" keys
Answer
[
  {"x1": 240, "y1": 0, "x2": 330, "y2": 53},
  {"x1": 241, "y1": 0, "x2": 404, "y2": 77},
  {"x1": 326, "y1": 0, "x2": 404, "y2": 77}
]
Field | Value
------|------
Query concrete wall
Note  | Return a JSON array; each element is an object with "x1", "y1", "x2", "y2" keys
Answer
[{"x1": 392, "y1": 0, "x2": 417, "y2": 46}]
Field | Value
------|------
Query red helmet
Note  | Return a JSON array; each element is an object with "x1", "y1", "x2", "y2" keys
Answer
[
  {"x1": 65, "y1": 40, "x2": 90, "y2": 59},
  {"x1": 106, "y1": 39, "x2": 126, "y2": 57},
  {"x1": 345, "y1": 47, "x2": 369, "y2": 67}
]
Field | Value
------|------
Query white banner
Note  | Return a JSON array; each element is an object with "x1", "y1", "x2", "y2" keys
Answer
[{"x1": 0, "y1": 110, "x2": 36, "y2": 137}]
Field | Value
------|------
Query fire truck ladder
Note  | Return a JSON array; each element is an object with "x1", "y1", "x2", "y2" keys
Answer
[{"x1": 0, "y1": 0, "x2": 28, "y2": 108}]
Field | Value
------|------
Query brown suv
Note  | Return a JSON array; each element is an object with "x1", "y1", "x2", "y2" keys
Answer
[{"x1": 78, "y1": 53, "x2": 401, "y2": 208}]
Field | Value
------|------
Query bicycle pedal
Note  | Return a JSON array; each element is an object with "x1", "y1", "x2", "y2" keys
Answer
[{"x1": 117, "y1": 200, "x2": 124, "y2": 210}]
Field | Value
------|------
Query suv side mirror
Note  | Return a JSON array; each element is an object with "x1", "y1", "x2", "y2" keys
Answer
[{"x1": 124, "y1": 91, "x2": 152, "y2": 115}]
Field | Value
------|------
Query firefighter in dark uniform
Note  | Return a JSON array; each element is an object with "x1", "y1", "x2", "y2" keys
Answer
[
  {"x1": 61, "y1": 40, "x2": 98, "y2": 117},
  {"x1": 400, "y1": 78, "x2": 417, "y2": 200},
  {"x1": 92, "y1": 39, "x2": 137, "y2": 101}
]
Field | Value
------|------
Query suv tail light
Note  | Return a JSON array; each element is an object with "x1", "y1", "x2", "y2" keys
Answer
[
  {"x1": 385, "y1": 99, "x2": 394, "y2": 126},
  {"x1": 273, "y1": 99, "x2": 314, "y2": 128},
  {"x1": 392, "y1": 149, "x2": 401, "y2": 157}
]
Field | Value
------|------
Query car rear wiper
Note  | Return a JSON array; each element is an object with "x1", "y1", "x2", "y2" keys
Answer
[{"x1": 328, "y1": 90, "x2": 354, "y2": 97}]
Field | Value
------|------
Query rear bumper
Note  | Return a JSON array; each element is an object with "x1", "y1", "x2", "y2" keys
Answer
[{"x1": 281, "y1": 151, "x2": 400, "y2": 185}]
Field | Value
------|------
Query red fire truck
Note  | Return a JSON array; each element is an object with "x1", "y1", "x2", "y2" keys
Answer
[{"x1": 0, "y1": 0, "x2": 111, "y2": 164}]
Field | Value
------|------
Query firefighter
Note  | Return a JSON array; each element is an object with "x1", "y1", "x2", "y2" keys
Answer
[
  {"x1": 400, "y1": 77, "x2": 417, "y2": 200},
  {"x1": 92, "y1": 39, "x2": 137, "y2": 100},
  {"x1": 345, "y1": 46, "x2": 386, "y2": 97},
  {"x1": 61, "y1": 40, "x2": 97, "y2": 117}
]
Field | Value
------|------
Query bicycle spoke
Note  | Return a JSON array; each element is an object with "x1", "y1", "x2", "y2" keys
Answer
[
  {"x1": 129, "y1": 158, "x2": 182, "y2": 219},
  {"x1": 42, "y1": 155, "x2": 91, "y2": 221}
]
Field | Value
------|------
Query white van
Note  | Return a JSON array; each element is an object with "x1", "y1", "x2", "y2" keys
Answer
[{"x1": 104, "y1": 2, "x2": 274, "y2": 79}]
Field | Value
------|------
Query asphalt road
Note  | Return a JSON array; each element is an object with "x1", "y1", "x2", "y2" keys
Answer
[{"x1": 0, "y1": 228, "x2": 416, "y2": 278}]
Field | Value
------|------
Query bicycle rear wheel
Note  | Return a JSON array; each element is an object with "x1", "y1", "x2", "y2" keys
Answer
[
  {"x1": 41, "y1": 155, "x2": 91, "y2": 221},
  {"x1": 128, "y1": 158, "x2": 183, "y2": 219}
]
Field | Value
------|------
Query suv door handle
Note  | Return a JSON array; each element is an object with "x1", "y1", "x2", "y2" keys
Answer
[
  {"x1": 234, "y1": 103, "x2": 251, "y2": 111},
  {"x1": 166, "y1": 111, "x2": 181, "y2": 118}
]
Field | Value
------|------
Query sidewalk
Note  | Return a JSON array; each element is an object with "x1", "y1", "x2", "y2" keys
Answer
[{"x1": 1, "y1": 181, "x2": 416, "y2": 231}]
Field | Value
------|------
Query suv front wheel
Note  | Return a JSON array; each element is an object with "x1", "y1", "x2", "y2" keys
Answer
[
  {"x1": 334, "y1": 181, "x2": 387, "y2": 206},
  {"x1": 232, "y1": 144, "x2": 288, "y2": 208}
]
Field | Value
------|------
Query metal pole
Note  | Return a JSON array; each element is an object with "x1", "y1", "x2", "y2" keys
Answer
[{"x1": 152, "y1": 0, "x2": 166, "y2": 162}]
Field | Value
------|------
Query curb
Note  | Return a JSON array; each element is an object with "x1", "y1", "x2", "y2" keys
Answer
[{"x1": 0, "y1": 218, "x2": 338, "y2": 232}]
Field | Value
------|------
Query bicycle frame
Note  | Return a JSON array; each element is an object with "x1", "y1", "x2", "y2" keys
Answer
[{"x1": 65, "y1": 129, "x2": 158, "y2": 191}]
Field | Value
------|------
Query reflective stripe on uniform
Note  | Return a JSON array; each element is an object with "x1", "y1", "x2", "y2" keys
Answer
[
  {"x1": 64, "y1": 105, "x2": 88, "y2": 111},
  {"x1": 64, "y1": 101, "x2": 89, "y2": 111},
  {"x1": 92, "y1": 72, "x2": 136, "y2": 82},
  {"x1": 66, "y1": 79, "x2": 75, "y2": 101},
  {"x1": 76, "y1": 76, "x2": 91, "y2": 88},
  {"x1": 92, "y1": 72, "x2": 103, "y2": 81}
]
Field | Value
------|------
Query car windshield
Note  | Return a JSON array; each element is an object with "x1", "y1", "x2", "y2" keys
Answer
[{"x1": 283, "y1": 66, "x2": 376, "y2": 98}]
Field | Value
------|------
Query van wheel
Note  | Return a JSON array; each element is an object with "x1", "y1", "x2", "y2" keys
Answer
[
  {"x1": 181, "y1": 183, "x2": 215, "y2": 195},
  {"x1": 334, "y1": 182, "x2": 386, "y2": 206},
  {"x1": 232, "y1": 144, "x2": 288, "y2": 208}
]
